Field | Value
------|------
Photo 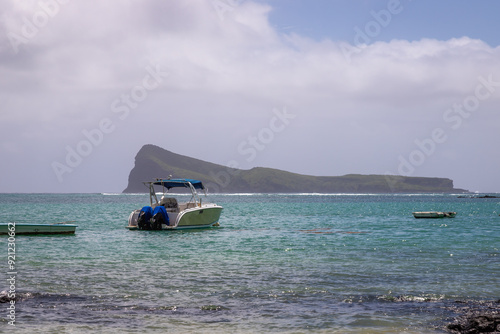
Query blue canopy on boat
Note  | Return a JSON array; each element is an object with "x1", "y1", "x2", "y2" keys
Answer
[{"x1": 152, "y1": 179, "x2": 205, "y2": 190}]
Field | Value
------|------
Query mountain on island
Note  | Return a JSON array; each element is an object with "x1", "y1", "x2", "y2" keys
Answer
[{"x1": 123, "y1": 145, "x2": 468, "y2": 193}]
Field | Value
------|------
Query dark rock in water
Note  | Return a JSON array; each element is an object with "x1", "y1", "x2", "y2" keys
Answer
[
  {"x1": 0, "y1": 291, "x2": 15, "y2": 303},
  {"x1": 447, "y1": 304, "x2": 500, "y2": 333},
  {"x1": 447, "y1": 314, "x2": 500, "y2": 333},
  {"x1": 458, "y1": 195, "x2": 500, "y2": 199}
]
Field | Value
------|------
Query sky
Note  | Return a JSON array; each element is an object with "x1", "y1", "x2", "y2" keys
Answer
[{"x1": 1, "y1": 0, "x2": 499, "y2": 193}]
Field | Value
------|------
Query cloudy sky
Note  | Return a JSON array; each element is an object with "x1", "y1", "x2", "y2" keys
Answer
[{"x1": 1, "y1": 0, "x2": 499, "y2": 193}]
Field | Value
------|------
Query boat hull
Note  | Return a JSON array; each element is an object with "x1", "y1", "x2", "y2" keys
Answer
[
  {"x1": 413, "y1": 212, "x2": 456, "y2": 219},
  {"x1": 0, "y1": 223, "x2": 77, "y2": 235},
  {"x1": 175, "y1": 205, "x2": 223, "y2": 229},
  {"x1": 127, "y1": 205, "x2": 223, "y2": 230}
]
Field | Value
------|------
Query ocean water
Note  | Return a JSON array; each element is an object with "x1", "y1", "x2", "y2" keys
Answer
[{"x1": 1, "y1": 193, "x2": 499, "y2": 333}]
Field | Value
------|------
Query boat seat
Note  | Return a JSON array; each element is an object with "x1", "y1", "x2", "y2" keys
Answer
[{"x1": 160, "y1": 197, "x2": 178, "y2": 211}]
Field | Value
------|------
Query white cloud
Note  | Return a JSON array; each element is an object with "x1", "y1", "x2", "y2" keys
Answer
[{"x1": 1, "y1": 0, "x2": 499, "y2": 192}]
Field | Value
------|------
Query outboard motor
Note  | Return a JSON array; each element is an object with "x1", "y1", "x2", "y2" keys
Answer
[
  {"x1": 137, "y1": 206, "x2": 153, "y2": 230},
  {"x1": 152, "y1": 206, "x2": 169, "y2": 230}
]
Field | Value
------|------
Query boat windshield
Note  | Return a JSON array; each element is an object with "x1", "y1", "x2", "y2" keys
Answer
[{"x1": 145, "y1": 179, "x2": 207, "y2": 207}]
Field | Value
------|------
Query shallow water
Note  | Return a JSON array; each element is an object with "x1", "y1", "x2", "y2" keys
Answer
[{"x1": 1, "y1": 193, "x2": 499, "y2": 333}]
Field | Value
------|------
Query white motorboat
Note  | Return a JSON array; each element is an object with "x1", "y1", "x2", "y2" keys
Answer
[
  {"x1": 412, "y1": 211, "x2": 456, "y2": 219},
  {"x1": 0, "y1": 222, "x2": 77, "y2": 235},
  {"x1": 127, "y1": 178, "x2": 223, "y2": 230}
]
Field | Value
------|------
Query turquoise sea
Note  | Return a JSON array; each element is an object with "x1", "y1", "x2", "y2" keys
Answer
[{"x1": 1, "y1": 193, "x2": 499, "y2": 333}]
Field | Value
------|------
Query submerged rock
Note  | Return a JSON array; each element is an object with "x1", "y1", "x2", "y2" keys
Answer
[
  {"x1": 446, "y1": 300, "x2": 500, "y2": 333},
  {"x1": 447, "y1": 314, "x2": 500, "y2": 333},
  {"x1": 0, "y1": 291, "x2": 15, "y2": 303}
]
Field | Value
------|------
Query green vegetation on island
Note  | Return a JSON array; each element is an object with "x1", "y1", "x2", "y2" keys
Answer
[{"x1": 123, "y1": 145, "x2": 468, "y2": 194}]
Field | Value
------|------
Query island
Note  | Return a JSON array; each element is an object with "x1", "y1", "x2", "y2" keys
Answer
[{"x1": 123, "y1": 145, "x2": 468, "y2": 194}]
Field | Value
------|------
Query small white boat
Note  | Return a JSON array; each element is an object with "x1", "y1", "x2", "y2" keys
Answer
[
  {"x1": 412, "y1": 211, "x2": 456, "y2": 219},
  {"x1": 127, "y1": 178, "x2": 223, "y2": 230},
  {"x1": 0, "y1": 222, "x2": 77, "y2": 235}
]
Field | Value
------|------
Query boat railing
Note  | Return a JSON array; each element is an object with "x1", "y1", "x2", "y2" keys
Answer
[{"x1": 146, "y1": 179, "x2": 207, "y2": 209}]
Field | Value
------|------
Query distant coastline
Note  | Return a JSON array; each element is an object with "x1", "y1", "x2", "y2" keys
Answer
[
  {"x1": 122, "y1": 145, "x2": 468, "y2": 194},
  {"x1": 458, "y1": 194, "x2": 500, "y2": 198}
]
